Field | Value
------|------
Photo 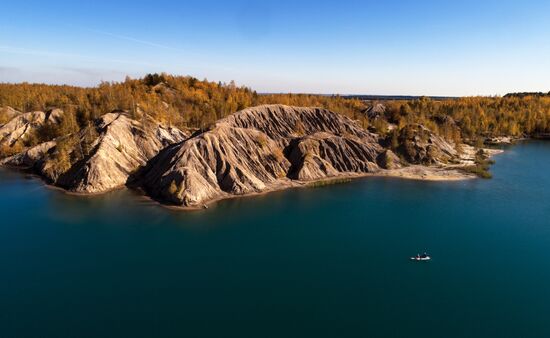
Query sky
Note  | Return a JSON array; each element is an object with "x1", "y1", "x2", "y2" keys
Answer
[{"x1": 1, "y1": 0, "x2": 549, "y2": 96}]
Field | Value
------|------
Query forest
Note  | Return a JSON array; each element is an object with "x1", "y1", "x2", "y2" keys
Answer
[{"x1": 1, "y1": 73, "x2": 549, "y2": 154}]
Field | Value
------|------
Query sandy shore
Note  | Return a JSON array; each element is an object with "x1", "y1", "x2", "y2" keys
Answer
[
  {"x1": 377, "y1": 145, "x2": 504, "y2": 182},
  {"x1": 377, "y1": 166, "x2": 476, "y2": 181}
]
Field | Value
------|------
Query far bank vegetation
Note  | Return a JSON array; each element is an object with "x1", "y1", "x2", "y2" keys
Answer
[{"x1": 1, "y1": 73, "x2": 549, "y2": 167}]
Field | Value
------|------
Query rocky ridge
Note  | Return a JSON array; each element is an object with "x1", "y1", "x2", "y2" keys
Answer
[
  {"x1": 2, "y1": 111, "x2": 187, "y2": 193},
  {"x1": 135, "y1": 105, "x2": 390, "y2": 207},
  {"x1": 0, "y1": 104, "x2": 474, "y2": 208}
]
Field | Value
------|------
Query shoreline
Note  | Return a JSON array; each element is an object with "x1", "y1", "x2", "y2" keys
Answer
[
  {"x1": 148, "y1": 144, "x2": 507, "y2": 210},
  {"x1": 0, "y1": 146, "x2": 506, "y2": 211},
  {"x1": 148, "y1": 162, "x2": 492, "y2": 211}
]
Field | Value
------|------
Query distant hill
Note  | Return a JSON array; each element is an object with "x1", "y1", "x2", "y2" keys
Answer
[
  {"x1": 504, "y1": 92, "x2": 550, "y2": 98},
  {"x1": 344, "y1": 95, "x2": 459, "y2": 101}
]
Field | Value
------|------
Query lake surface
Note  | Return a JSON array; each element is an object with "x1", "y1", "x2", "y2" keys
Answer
[{"x1": 1, "y1": 141, "x2": 550, "y2": 338}]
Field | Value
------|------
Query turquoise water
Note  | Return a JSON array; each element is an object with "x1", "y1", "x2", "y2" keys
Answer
[{"x1": 1, "y1": 141, "x2": 550, "y2": 338}]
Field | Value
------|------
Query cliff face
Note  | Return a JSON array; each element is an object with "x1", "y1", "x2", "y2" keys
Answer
[
  {"x1": 137, "y1": 105, "x2": 386, "y2": 207},
  {"x1": 2, "y1": 112, "x2": 187, "y2": 193}
]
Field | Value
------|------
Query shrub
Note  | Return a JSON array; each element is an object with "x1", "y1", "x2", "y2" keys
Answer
[{"x1": 461, "y1": 151, "x2": 495, "y2": 179}]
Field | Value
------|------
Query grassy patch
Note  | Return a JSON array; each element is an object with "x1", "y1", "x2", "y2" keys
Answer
[
  {"x1": 307, "y1": 178, "x2": 352, "y2": 188},
  {"x1": 461, "y1": 150, "x2": 495, "y2": 179},
  {"x1": 461, "y1": 164, "x2": 493, "y2": 179}
]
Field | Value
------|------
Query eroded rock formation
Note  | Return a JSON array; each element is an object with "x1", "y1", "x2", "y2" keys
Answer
[
  {"x1": 0, "y1": 109, "x2": 63, "y2": 148},
  {"x1": 2, "y1": 112, "x2": 187, "y2": 193},
  {"x1": 394, "y1": 124, "x2": 458, "y2": 165},
  {"x1": 137, "y1": 105, "x2": 387, "y2": 207},
  {"x1": 0, "y1": 104, "x2": 468, "y2": 207}
]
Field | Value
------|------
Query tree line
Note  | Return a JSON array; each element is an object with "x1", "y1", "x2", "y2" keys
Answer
[
  {"x1": 382, "y1": 96, "x2": 550, "y2": 141},
  {"x1": 1, "y1": 74, "x2": 549, "y2": 152}
]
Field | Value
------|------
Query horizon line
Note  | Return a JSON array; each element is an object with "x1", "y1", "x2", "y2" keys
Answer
[{"x1": 0, "y1": 79, "x2": 547, "y2": 99}]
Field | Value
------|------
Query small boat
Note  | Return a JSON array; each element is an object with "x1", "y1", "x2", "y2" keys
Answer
[{"x1": 410, "y1": 253, "x2": 431, "y2": 261}]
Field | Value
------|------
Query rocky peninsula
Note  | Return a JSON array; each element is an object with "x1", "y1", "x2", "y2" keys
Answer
[{"x1": 0, "y1": 104, "x2": 499, "y2": 209}]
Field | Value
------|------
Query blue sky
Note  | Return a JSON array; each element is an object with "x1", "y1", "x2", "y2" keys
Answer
[{"x1": 1, "y1": 0, "x2": 549, "y2": 95}]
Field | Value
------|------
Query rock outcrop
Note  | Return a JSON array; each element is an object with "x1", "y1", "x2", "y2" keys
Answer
[
  {"x1": 286, "y1": 132, "x2": 381, "y2": 180},
  {"x1": 394, "y1": 124, "x2": 458, "y2": 165},
  {"x1": 0, "y1": 109, "x2": 63, "y2": 148},
  {"x1": 362, "y1": 103, "x2": 386, "y2": 119},
  {"x1": 223, "y1": 105, "x2": 378, "y2": 147},
  {"x1": 137, "y1": 105, "x2": 386, "y2": 207},
  {"x1": 376, "y1": 150, "x2": 402, "y2": 170},
  {"x1": 137, "y1": 123, "x2": 291, "y2": 206},
  {"x1": 0, "y1": 106, "x2": 22, "y2": 125},
  {"x1": 2, "y1": 141, "x2": 57, "y2": 168},
  {"x1": 485, "y1": 136, "x2": 514, "y2": 145},
  {"x1": 2, "y1": 112, "x2": 187, "y2": 193}
]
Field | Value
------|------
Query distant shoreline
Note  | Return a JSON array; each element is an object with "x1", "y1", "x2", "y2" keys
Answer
[{"x1": 257, "y1": 93, "x2": 460, "y2": 101}]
